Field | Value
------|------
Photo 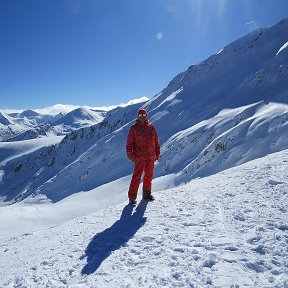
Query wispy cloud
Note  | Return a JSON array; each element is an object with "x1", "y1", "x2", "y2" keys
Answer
[
  {"x1": 112, "y1": 97, "x2": 149, "y2": 108},
  {"x1": 0, "y1": 97, "x2": 149, "y2": 116},
  {"x1": 0, "y1": 108, "x2": 24, "y2": 114},
  {"x1": 244, "y1": 20, "x2": 259, "y2": 32},
  {"x1": 34, "y1": 104, "x2": 85, "y2": 115},
  {"x1": 245, "y1": 21, "x2": 255, "y2": 26}
]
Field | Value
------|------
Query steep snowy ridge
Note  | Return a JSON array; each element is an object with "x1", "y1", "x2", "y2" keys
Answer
[
  {"x1": 175, "y1": 101, "x2": 288, "y2": 184},
  {"x1": 148, "y1": 18, "x2": 288, "y2": 118},
  {"x1": 0, "y1": 19, "x2": 288, "y2": 204},
  {"x1": 157, "y1": 101, "x2": 267, "y2": 175}
]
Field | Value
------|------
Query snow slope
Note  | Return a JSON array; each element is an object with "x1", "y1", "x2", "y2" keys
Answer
[
  {"x1": 0, "y1": 136, "x2": 64, "y2": 167},
  {"x1": 0, "y1": 150, "x2": 287, "y2": 287}
]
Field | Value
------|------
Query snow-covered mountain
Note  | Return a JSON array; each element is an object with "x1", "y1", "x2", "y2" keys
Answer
[
  {"x1": 52, "y1": 107, "x2": 107, "y2": 131},
  {"x1": 0, "y1": 19, "x2": 288, "y2": 204},
  {"x1": 9, "y1": 109, "x2": 61, "y2": 127},
  {"x1": 0, "y1": 112, "x2": 28, "y2": 141},
  {"x1": 0, "y1": 108, "x2": 107, "y2": 142},
  {"x1": 0, "y1": 110, "x2": 61, "y2": 142}
]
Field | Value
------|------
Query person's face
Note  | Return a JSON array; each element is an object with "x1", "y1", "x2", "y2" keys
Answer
[{"x1": 138, "y1": 112, "x2": 147, "y2": 122}]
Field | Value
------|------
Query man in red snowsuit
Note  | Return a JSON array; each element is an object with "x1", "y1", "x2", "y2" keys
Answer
[{"x1": 126, "y1": 108, "x2": 160, "y2": 205}]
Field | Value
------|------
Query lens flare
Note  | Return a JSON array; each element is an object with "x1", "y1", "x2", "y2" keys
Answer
[{"x1": 156, "y1": 32, "x2": 164, "y2": 40}]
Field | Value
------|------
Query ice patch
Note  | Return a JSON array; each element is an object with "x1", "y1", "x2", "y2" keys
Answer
[
  {"x1": 277, "y1": 41, "x2": 288, "y2": 55},
  {"x1": 217, "y1": 48, "x2": 224, "y2": 54},
  {"x1": 0, "y1": 170, "x2": 4, "y2": 183}
]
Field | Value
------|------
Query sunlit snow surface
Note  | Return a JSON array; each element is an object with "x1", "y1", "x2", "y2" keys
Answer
[{"x1": 0, "y1": 150, "x2": 287, "y2": 287}]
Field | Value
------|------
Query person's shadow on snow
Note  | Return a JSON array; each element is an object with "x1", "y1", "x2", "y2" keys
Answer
[{"x1": 81, "y1": 200, "x2": 148, "y2": 275}]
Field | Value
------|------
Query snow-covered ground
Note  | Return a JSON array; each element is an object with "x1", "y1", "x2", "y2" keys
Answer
[
  {"x1": 0, "y1": 173, "x2": 175, "y2": 238},
  {"x1": 1, "y1": 150, "x2": 287, "y2": 287}
]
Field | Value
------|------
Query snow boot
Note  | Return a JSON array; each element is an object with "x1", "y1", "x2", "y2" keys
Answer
[
  {"x1": 129, "y1": 199, "x2": 137, "y2": 206},
  {"x1": 143, "y1": 194, "x2": 155, "y2": 201},
  {"x1": 143, "y1": 190, "x2": 155, "y2": 201}
]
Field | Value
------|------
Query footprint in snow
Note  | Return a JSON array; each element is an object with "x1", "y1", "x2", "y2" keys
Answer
[
  {"x1": 246, "y1": 261, "x2": 266, "y2": 273},
  {"x1": 233, "y1": 212, "x2": 246, "y2": 221},
  {"x1": 203, "y1": 258, "x2": 216, "y2": 268},
  {"x1": 224, "y1": 245, "x2": 239, "y2": 251},
  {"x1": 130, "y1": 248, "x2": 141, "y2": 255},
  {"x1": 268, "y1": 179, "x2": 285, "y2": 185},
  {"x1": 254, "y1": 245, "x2": 271, "y2": 255},
  {"x1": 277, "y1": 224, "x2": 288, "y2": 231},
  {"x1": 142, "y1": 236, "x2": 155, "y2": 242},
  {"x1": 173, "y1": 247, "x2": 185, "y2": 253},
  {"x1": 246, "y1": 236, "x2": 261, "y2": 245}
]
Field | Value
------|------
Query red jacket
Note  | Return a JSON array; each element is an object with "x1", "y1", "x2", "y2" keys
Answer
[{"x1": 126, "y1": 119, "x2": 160, "y2": 161}]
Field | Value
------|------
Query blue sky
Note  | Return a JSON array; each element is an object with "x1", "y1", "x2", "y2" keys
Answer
[{"x1": 0, "y1": 0, "x2": 287, "y2": 109}]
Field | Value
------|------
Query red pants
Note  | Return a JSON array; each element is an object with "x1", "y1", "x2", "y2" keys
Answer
[{"x1": 128, "y1": 159, "x2": 155, "y2": 200}]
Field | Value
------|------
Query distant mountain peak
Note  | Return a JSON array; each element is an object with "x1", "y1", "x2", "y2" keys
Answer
[
  {"x1": 52, "y1": 107, "x2": 106, "y2": 128},
  {"x1": 20, "y1": 110, "x2": 40, "y2": 118}
]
